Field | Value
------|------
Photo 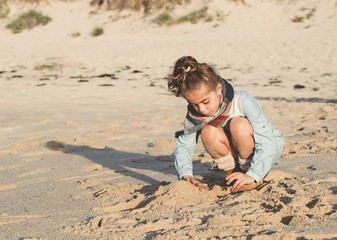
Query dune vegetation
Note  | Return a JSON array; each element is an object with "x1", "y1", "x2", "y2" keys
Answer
[
  {"x1": 6, "y1": 9, "x2": 51, "y2": 33},
  {"x1": 153, "y1": 6, "x2": 214, "y2": 26},
  {"x1": 1, "y1": 0, "x2": 193, "y2": 13}
]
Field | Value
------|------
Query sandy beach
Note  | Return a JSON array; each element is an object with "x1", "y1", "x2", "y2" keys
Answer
[{"x1": 0, "y1": 0, "x2": 336, "y2": 239}]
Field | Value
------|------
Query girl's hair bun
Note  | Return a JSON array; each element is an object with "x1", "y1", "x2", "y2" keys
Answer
[
  {"x1": 171, "y1": 56, "x2": 198, "y2": 87},
  {"x1": 179, "y1": 56, "x2": 197, "y2": 74},
  {"x1": 168, "y1": 56, "x2": 220, "y2": 97}
]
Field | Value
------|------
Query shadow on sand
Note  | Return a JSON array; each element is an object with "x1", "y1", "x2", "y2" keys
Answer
[
  {"x1": 44, "y1": 140, "x2": 178, "y2": 185},
  {"x1": 43, "y1": 140, "x2": 225, "y2": 187}
]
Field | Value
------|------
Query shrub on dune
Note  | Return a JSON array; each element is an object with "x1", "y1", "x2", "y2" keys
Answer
[
  {"x1": 6, "y1": 9, "x2": 52, "y2": 33},
  {"x1": 154, "y1": 6, "x2": 213, "y2": 26},
  {"x1": 153, "y1": 12, "x2": 173, "y2": 26},
  {"x1": 176, "y1": 7, "x2": 211, "y2": 24},
  {"x1": 91, "y1": 27, "x2": 104, "y2": 37}
]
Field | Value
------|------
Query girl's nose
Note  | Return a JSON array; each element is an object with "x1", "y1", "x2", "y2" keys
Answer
[{"x1": 198, "y1": 104, "x2": 207, "y2": 115}]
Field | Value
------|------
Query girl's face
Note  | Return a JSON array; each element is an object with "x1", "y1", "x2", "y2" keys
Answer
[{"x1": 184, "y1": 83, "x2": 222, "y2": 117}]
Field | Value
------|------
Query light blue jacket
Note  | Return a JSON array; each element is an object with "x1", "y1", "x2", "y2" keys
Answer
[{"x1": 174, "y1": 90, "x2": 284, "y2": 183}]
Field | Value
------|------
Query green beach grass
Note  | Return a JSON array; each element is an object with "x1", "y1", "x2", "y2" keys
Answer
[{"x1": 6, "y1": 9, "x2": 51, "y2": 34}]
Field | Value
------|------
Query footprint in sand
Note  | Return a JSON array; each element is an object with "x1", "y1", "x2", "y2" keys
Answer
[
  {"x1": 0, "y1": 214, "x2": 47, "y2": 225},
  {"x1": 22, "y1": 157, "x2": 43, "y2": 162},
  {"x1": 19, "y1": 168, "x2": 52, "y2": 177},
  {"x1": 0, "y1": 184, "x2": 17, "y2": 191},
  {"x1": 0, "y1": 164, "x2": 25, "y2": 170}
]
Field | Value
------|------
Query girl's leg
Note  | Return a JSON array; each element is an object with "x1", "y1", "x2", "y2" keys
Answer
[
  {"x1": 201, "y1": 117, "x2": 255, "y2": 171},
  {"x1": 228, "y1": 117, "x2": 264, "y2": 192},
  {"x1": 201, "y1": 124, "x2": 237, "y2": 159},
  {"x1": 229, "y1": 117, "x2": 255, "y2": 160},
  {"x1": 202, "y1": 117, "x2": 262, "y2": 192}
]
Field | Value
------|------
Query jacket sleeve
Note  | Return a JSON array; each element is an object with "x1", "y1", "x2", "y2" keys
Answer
[
  {"x1": 242, "y1": 93, "x2": 282, "y2": 182},
  {"x1": 174, "y1": 132, "x2": 197, "y2": 179}
]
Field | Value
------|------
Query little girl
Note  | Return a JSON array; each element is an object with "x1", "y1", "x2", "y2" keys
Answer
[{"x1": 168, "y1": 56, "x2": 284, "y2": 192}]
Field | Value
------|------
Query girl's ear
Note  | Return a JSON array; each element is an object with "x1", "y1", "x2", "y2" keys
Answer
[{"x1": 216, "y1": 83, "x2": 222, "y2": 95}]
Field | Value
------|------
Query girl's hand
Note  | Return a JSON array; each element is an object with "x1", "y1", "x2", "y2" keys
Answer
[
  {"x1": 226, "y1": 172, "x2": 255, "y2": 191},
  {"x1": 182, "y1": 175, "x2": 208, "y2": 191}
]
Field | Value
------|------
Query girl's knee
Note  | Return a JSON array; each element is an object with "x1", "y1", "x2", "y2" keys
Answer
[
  {"x1": 230, "y1": 117, "x2": 253, "y2": 136},
  {"x1": 201, "y1": 125, "x2": 232, "y2": 158},
  {"x1": 201, "y1": 125, "x2": 229, "y2": 146},
  {"x1": 201, "y1": 124, "x2": 216, "y2": 145}
]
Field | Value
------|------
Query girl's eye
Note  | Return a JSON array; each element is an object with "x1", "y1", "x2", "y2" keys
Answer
[{"x1": 203, "y1": 101, "x2": 209, "y2": 104}]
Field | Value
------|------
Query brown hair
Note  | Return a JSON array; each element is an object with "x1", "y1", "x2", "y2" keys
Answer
[{"x1": 168, "y1": 56, "x2": 221, "y2": 97}]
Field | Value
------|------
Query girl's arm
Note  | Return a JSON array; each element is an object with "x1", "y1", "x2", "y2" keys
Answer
[{"x1": 174, "y1": 132, "x2": 197, "y2": 180}]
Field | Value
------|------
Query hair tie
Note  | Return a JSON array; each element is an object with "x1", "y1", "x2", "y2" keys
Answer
[{"x1": 185, "y1": 66, "x2": 191, "y2": 73}]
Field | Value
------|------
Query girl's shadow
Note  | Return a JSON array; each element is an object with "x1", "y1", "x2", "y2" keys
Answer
[{"x1": 44, "y1": 140, "x2": 176, "y2": 185}]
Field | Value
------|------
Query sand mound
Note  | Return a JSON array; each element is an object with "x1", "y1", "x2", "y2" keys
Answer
[
  {"x1": 63, "y1": 170, "x2": 337, "y2": 239},
  {"x1": 149, "y1": 180, "x2": 226, "y2": 207}
]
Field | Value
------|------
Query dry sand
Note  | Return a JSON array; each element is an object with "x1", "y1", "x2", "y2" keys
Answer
[{"x1": 0, "y1": 0, "x2": 336, "y2": 239}]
